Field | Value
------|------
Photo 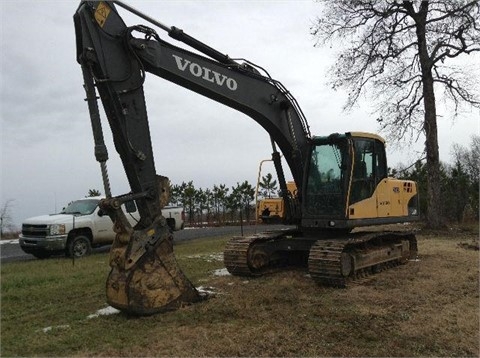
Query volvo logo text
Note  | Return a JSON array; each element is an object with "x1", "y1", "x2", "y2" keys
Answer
[{"x1": 172, "y1": 54, "x2": 238, "y2": 91}]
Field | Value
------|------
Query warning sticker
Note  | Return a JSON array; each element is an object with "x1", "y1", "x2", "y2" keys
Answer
[{"x1": 94, "y1": 2, "x2": 111, "y2": 28}]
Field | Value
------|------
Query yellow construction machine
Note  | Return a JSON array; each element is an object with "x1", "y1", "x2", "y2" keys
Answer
[{"x1": 74, "y1": 1, "x2": 419, "y2": 315}]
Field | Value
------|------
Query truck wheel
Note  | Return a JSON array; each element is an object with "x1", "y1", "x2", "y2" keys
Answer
[
  {"x1": 166, "y1": 218, "x2": 175, "y2": 231},
  {"x1": 67, "y1": 235, "x2": 92, "y2": 258}
]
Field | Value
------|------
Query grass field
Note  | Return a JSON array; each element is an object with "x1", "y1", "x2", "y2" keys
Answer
[{"x1": 1, "y1": 226, "x2": 478, "y2": 357}]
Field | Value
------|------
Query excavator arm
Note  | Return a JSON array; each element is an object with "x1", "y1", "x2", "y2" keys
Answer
[{"x1": 74, "y1": 1, "x2": 311, "y2": 314}]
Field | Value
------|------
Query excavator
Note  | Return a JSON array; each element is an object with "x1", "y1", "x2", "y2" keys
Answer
[{"x1": 74, "y1": 1, "x2": 419, "y2": 315}]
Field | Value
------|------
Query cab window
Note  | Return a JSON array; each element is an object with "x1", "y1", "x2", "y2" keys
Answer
[
  {"x1": 350, "y1": 138, "x2": 387, "y2": 204},
  {"x1": 305, "y1": 141, "x2": 347, "y2": 216},
  {"x1": 374, "y1": 140, "x2": 387, "y2": 184}
]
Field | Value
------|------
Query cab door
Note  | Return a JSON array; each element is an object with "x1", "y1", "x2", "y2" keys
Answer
[
  {"x1": 372, "y1": 140, "x2": 391, "y2": 217},
  {"x1": 348, "y1": 138, "x2": 388, "y2": 218}
]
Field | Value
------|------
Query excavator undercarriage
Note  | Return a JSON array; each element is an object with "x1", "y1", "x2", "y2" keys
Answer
[{"x1": 224, "y1": 230, "x2": 417, "y2": 287}]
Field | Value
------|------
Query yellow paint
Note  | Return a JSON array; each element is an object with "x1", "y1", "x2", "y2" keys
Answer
[
  {"x1": 257, "y1": 181, "x2": 296, "y2": 221},
  {"x1": 348, "y1": 178, "x2": 417, "y2": 219},
  {"x1": 348, "y1": 132, "x2": 386, "y2": 143},
  {"x1": 94, "y1": 2, "x2": 111, "y2": 28},
  {"x1": 258, "y1": 198, "x2": 284, "y2": 216}
]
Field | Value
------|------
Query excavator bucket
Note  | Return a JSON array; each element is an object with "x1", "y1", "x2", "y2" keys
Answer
[{"x1": 105, "y1": 213, "x2": 202, "y2": 315}]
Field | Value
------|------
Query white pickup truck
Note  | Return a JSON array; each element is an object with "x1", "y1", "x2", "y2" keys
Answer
[{"x1": 19, "y1": 197, "x2": 184, "y2": 259}]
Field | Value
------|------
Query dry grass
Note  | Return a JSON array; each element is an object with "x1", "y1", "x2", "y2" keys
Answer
[
  {"x1": 1, "y1": 226, "x2": 478, "y2": 357},
  {"x1": 95, "y1": 229, "x2": 479, "y2": 357}
]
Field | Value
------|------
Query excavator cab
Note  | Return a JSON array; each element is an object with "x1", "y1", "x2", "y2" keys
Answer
[{"x1": 302, "y1": 132, "x2": 419, "y2": 231}]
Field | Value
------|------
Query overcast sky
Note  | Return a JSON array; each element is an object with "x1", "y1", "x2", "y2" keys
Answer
[{"x1": 1, "y1": 1, "x2": 478, "y2": 229}]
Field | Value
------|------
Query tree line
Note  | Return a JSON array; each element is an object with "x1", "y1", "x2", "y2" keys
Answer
[
  {"x1": 169, "y1": 181, "x2": 255, "y2": 226},
  {"x1": 168, "y1": 174, "x2": 279, "y2": 226},
  {"x1": 393, "y1": 136, "x2": 479, "y2": 224}
]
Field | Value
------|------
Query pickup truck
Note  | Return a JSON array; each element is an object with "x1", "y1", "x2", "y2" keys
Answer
[{"x1": 19, "y1": 197, "x2": 185, "y2": 259}]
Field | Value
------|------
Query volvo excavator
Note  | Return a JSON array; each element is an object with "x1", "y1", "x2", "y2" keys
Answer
[{"x1": 74, "y1": 1, "x2": 419, "y2": 315}]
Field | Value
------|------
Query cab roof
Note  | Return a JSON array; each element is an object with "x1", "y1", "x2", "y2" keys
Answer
[{"x1": 313, "y1": 132, "x2": 386, "y2": 143}]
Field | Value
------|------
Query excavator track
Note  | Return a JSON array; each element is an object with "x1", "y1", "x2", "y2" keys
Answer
[
  {"x1": 308, "y1": 240, "x2": 349, "y2": 287},
  {"x1": 224, "y1": 229, "x2": 308, "y2": 276},
  {"x1": 224, "y1": 230, "x2": 417, "y2": 287},
  {"x1": 308, "y1": 232, "x2": 418, "y2": 287},
  {"x1": 224, "y1": 235, "x2": 262, "y2": 276}
]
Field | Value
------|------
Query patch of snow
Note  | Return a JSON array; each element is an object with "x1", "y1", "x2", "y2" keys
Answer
[
  {"x1": 39, "y1": 325, "x2": 70, "y2": 333},
  {"x1": 186, "y1": 253, "x2": 223, "y2": 262},
  {"x1": 87, "y1": 306, "x2": 121, "y2": 319},
  {"x1": 0, "y1": 239, "x2": 19, "y2": 245},
  {"x1": 197, "y1": 286, "x2": 218, "y2": 296},
  {"x1": 213, "y1": 268, "x2": 231, "y2": 276}
]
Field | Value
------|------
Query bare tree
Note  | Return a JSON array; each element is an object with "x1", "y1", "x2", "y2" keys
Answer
[
  {"x1": 312, "y1": 0, "x2": 480, "y2": 228},
  {"x1": 1, "y1": 199, "x2": 15, "y2": 238}
]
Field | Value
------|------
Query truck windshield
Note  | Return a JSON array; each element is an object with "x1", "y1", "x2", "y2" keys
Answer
[{"x1": 61, "y1": 199, "x2": 99, "y2": 215}]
